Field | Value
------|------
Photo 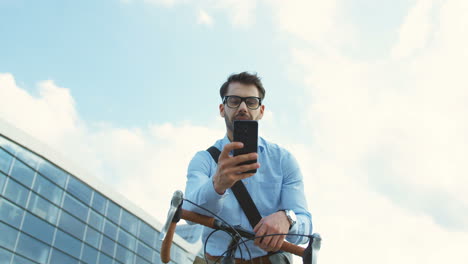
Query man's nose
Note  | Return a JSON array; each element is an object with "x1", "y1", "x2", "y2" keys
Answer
[{"x1": 238, "y1": 100, "x2": 248, "y2": 111}]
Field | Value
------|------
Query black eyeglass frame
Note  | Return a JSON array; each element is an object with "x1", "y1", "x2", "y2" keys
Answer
[{"x1": 222, "y1": 95, "x2": 263, "y2": 110}]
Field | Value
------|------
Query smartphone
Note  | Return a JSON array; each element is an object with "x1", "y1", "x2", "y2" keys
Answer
[{"x1": 233, "y1": 120, "x2": 258, "y2": 174}]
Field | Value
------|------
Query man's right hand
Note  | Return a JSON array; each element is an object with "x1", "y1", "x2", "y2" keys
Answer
[{"x1": 212, "y1": 142, "x2": 260, "y2": 195}]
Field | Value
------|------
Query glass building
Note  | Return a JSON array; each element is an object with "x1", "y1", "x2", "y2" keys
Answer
[{"x1": 0, "y1": 119, "x2": 200, "y2": 264}]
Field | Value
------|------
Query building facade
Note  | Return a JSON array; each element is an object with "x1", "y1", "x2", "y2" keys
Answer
[{"x1": 0, "y1": 120, "x2": 199, "y2": 264}]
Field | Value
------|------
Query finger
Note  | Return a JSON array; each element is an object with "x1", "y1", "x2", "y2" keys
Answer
[
  {"x1": 272, "y1": 235, "x2": 286, "y2": 251},
  {"x1": 223, "y1": 152, "x2": 258, "y2": 167},
  {"x1": 219, "y1": 142, "x2": 244, "y2": 160},
  {"x1": 225, "y1": 163, "x2": 259, "y2": 175},
  {"x1": 260, "y1": 230, "x2": 273, "y2": 249},
  {"x1": 254, "y1": 224, "x2": 267, "y2": 246}
]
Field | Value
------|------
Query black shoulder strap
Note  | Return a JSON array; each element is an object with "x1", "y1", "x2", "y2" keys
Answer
[{"x1": 206, "y1": 146, "x2": 262, "y2": 228}]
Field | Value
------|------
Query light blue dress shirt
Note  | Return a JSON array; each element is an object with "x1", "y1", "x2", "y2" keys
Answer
[{"x1": 183, "y1": 135, "x2": 313, "y2": 259}]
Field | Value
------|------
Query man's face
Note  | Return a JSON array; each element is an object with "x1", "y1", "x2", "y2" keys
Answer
[{"x1": 220, "y1": 82, "x2": 265, "y2": 135}]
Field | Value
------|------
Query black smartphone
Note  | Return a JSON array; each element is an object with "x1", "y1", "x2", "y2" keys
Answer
[{"x1": 233, "y1": 120, "x2": 258, "y2": 174}]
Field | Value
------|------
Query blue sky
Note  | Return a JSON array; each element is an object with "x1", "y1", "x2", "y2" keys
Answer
[{"x1": 1, "y1": 0, "x2": 468, "y2": 263}]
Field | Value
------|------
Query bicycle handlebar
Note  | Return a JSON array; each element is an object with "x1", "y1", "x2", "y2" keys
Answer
[{"x1": 161, "y1": 208, "x2": 306, "y2": 263}]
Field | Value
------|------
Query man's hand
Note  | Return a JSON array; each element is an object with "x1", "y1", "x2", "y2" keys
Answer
[
  {"x1": 253, "y1": 211, "x2": 290, "y2": 252},
  {"x1": 212, "y1": 142, "x2": 260, "y2": 195}
]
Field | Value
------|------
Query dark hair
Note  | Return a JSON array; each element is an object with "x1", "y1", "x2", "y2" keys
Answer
[{"x1": 219, "y1": 72, "x2": 266, "y2": 100}]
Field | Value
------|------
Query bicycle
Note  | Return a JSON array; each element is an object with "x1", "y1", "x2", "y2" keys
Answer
[{"x1": 159, "y1": 190, "x2": 322, "y2": 264}]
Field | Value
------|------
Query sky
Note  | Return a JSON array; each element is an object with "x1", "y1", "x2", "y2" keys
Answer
[{"x1": 1, "y1": 0, "x2": 468, "y2": 263}]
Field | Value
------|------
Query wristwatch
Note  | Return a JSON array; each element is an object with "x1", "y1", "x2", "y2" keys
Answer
[{"x1": 282, "y1": 209, "x2": 297, "y2": 230}]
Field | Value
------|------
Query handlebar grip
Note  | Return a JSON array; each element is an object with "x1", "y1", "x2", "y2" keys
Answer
[
  {"x1": 181, "y1": 209, "x2": 216, "y2": 228},
  {"x1": 281, "y1": 241, "x2": 305, "y2": 257},
  {"x1": 161, "y1": 222, "x2": 177, "y2": 263}
]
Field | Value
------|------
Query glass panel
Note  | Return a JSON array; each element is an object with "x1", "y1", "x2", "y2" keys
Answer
[
  {"x1": 0, "y1": 138, "x2": 18, "y2": 156},
  {"x1": 98, "y1": 252, "x2": 113, "y2": 264},
  {"x1": 10, "y1": 159, "x2": 35, "y2": 188},
  {"x1": 81, "y1": 244, "x2": 99, "y2": 264},
  {"x1": 16, "y1": 233, "x2": 50, "y2": 264},
  {"x1": 103, "y1": 219, "x2": 118, "y2": 240},
  {"x1": 100, "y1": 236, "x2": 115, "y2": 258},
  {"x1": 63, "y1": 193, "x2": 88, "y2": 222},
  {"x1": 0, "y1": 247, "x2": 13, "y2": 264},
  {"x1": 105, "y1": 200, "x2": 120, "y2": 224},
  {"x1": 54, "y1": 229, "x2": 82, "y2": 259},
  {"x1": 0, "y1": 172, "x2": 6, "y2": 193},
  {"x1": 4, "y1": 178, "x2": 29, "y2": 207},
  {"x1": 37, "y1": 161, "x2": 67, "y2": 188},
  {"x1": 115, "y1": 244, "x2": 134, "y2": 264},
  {"x1": 91, "y1": 191, "x2": 106, "y2": 214},
  {"x1": 120, "y1": 209, "x2": 138, "y2": 235},
  {"x1": 58, "y1": 211, "x2": 86, "y2": 240},
  {"x1": 84, "y1": 226, "x2": 101, "y2": 248},
  {"x1": 27, "y1": 193, "x2": 59, "y2": 225},
  {"x1": 11, "y1": 254, "x2": 36, "y2": 264},
  {"x1": 0, "y1": 198, "x2": 24, "y2": 228},
  {"x1": 137, "y1": 240, "x2": 152, "y2": 262},
  {"x1": 117, "y1": 228, "x2": 136, "y2": 251},
  {"x1": 138, "y1": 221, "x2": 156, "y2": 248},
  {"x1": 66, "y1": 176, "x2": 92, "y2": 205},
  {"x1": 15, "y1": 148, "x2": 41, "y2": 171},
  {"x1": 49, "y1": 248, "x2": 79, "y2": 264},
  {"x1": 22, "y1": 212, "x2": 55, "y2": 244},
  {"x1": 0, "y1": 148, "x2": 13, "y2": 174},
  {"x1": 0, "y1": 221, "x2": 18, "y2": 251},
  {"x1": 88, "y1": 209, "x2": 104, "y2": 231},
  {"x1": 136, "y1": 255, "x2": 151, "y2": 264},
  {"x1": 32, "y1": 173, "x2": 63, "y2": 205}
]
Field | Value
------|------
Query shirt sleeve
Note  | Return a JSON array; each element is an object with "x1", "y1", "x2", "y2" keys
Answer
[
  {"x1": 183, "y1": 150, "x2": 229, "y2": 216},
  {"x1": 280, "y1": 150, "x2": 313, "y2": 244}
]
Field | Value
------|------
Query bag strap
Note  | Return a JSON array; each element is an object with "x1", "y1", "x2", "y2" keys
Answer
[{"x1": 207, "y1": 146, "x2": 262, "y2": 228}]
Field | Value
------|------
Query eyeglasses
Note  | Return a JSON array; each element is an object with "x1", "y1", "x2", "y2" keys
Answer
[{"x1": 223, "y1": 96, "x2": 262, "y2": 110}]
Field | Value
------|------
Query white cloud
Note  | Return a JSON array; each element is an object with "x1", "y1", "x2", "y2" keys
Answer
[{"x1": 197, "y1": 8, "x2": 214, "y2": 26}]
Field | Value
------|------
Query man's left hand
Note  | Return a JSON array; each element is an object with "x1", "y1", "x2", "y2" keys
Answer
[{"x1": 253, "y1": 211, "x2": 290, "y2": 252}]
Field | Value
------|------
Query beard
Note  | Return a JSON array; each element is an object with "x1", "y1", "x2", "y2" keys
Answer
[{"x1": 224, "y1": 112, "x2": 252, "y2": 133}]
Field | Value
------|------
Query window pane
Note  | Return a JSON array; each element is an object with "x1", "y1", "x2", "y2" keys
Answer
[
  {"x1": 63, "y1": 193, "x2": 88, "y2": 222},
  {"x1": 66, "y1": 176, "x2": 92, "y2": 205},
  {"x1": 100, "y1": 236, "x2": 115, "y2": 258},
  {"x1": 117, "y1": 228, "x2": 136, "y2": 251},
  {"x1": 49, "y1": 249, "x2": 79, "y2": 264},
  {"x1": 22, "y1": 212, "x2": 55, "y2": 244},
  {"x1": 37, "y1": 161, "x2": 67, "y2": 188},
  {"x1": 11, "y1": 253, "x2": 37, "y2": 264},
  {"x1": 54, "y1": 230, "x2": 81, "y2": 259},
  {"x1": 0, "y1": 247, "x2": 13, "y2": 264},
  {"x1": 0, "y1": 148, "x2": 13, "y2": 174},
  {"x1": 0, "y1": 172, "x2": 6, "y2": 193},
  {"x1": 27, "y1": 193, "x2": 59, "y2": 224},
  {"x1": 103, "y1": 219, "x2": 117, "y2": 240},
  {"x1": 58, "y1": 211, "x2": 86, "y2": 240},
  {"x1": 138, "y1": 221, "x2": 156, "y2": 248},
  {"x1": 0, "y1": 198, "x2": 24, "y2": 228},
  {"x1": 115, "y1": 244, "x2": 134, "y2": 264},
  {"x1": 91, "y1": 191, "x2": 106, "y2": 214},
  {"x1": 98, "y1": 252, "x2": 113, "y2": 264},
  {"x1": 81, "y1": 244, "x2": 98, "y2": 264},
  {"x1": 120, "y1": 209, "x2": 138, "y2": 235},
  {"x1": 137, "y1": 240, "x2": 153, "y2": 262},
  {"x1": 84, "y1": 226, "x2": 101, "y2": 248},
  {"x1": 15, "y1": 149, "x2": 41, "y2": 171},
  {"x1": 32, "y1": 173, "x2": 63, "y2": 205},
  {"x1": 0, "y1": 221, "x2": 18, "y2": 251},
  {"x1": 136, "y1": 255, "x2": 151, "y2": 264},
  {"x1": 10, "y1": 159, "x2": 35, "y2": 188},
  {"x1": 105, "y1": 200, "x2": 120, "y2": 224},
  {"x1": 88, "y1": 209, "x2": 104, "y2": 231},
  {"x1": 16, "y1": 233, "x2": 50, "y2": 264},
  {"x1": 4, "y1": 178, "x2": 29, "y2": 207}
]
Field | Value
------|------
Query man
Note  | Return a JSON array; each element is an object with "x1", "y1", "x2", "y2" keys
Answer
[{"x1": 184, "y1": 72, "x2": 312, "y2": 264}]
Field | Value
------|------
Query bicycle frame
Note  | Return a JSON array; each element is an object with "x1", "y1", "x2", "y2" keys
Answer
[{"x1": 159, "y1": 190, "x2": 321, "y2": 264}]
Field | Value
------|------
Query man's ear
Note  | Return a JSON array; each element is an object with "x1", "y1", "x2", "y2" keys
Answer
[
  {"x1": 219, "y1": 104, "x2": 225, "y2": 117},
  {"x1": 258, "y1": 105, "x2": 265, "y2": 120}
]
